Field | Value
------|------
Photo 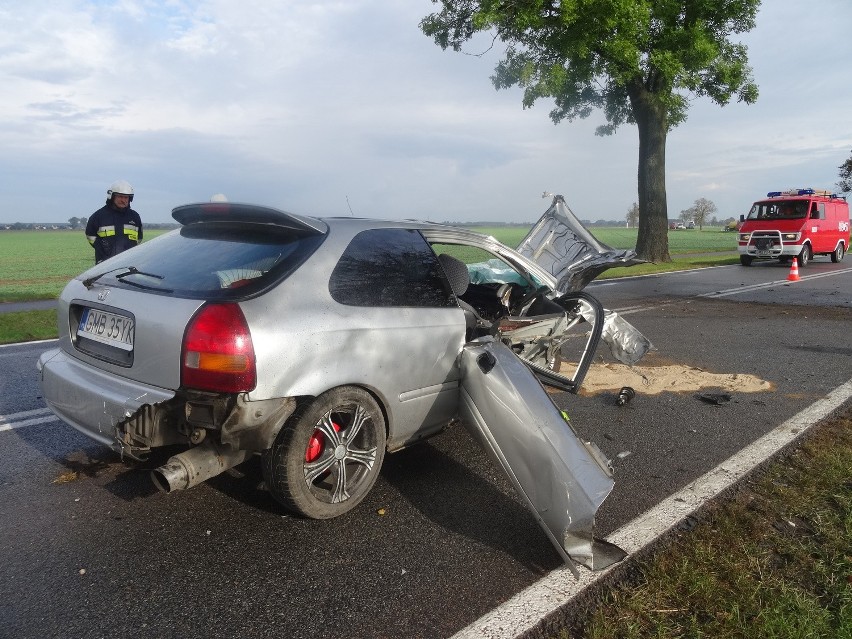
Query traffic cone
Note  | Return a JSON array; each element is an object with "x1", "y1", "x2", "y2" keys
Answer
[{"x1": 787, "y1": 257, "x2": 800, "y2": 281}]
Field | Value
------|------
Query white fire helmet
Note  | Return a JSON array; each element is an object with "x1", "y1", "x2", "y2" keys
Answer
[{"x1": 107, "y1": 179, "x2": 134, "y2": 202}]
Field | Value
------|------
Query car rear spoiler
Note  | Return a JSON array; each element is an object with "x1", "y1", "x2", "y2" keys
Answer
[{"x1": 172, "y1": 202, "x2": 328, "y2": 235}]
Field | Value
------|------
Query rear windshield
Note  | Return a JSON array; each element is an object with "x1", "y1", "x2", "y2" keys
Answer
[
  {"x1": 80, "y1": 222, "x2": 325, "y2": 299},
  {"x1": 747, "y1": 200, "x2": 808, "y2": 220}
]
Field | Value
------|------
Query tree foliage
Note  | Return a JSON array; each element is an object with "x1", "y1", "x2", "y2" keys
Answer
[
  {"x1": 422, "y1": 0, "x2": 760, "y2": 261},
  {"x1": 681, "y1": 197, "x2": 717, "y2": 230},
  {"x1": 838, "y1": 150, "x2": 852, "y2": 193},
  {"x1": 625, "y1": 201, "x2": 639, "y2": 228}
]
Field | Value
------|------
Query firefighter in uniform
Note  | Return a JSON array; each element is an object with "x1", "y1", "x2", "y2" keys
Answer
[{"x1": 85, "y1": 180, "x2": 143, "y2": 264}]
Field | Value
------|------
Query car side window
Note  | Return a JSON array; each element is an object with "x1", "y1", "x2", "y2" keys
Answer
[{"x1": 329, "y1": 229, "x2": 456, "y2": 308}]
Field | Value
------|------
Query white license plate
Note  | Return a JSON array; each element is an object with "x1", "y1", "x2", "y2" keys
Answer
[
  {"x1": 756, "y1": 250, "x2": 771, "y2": 256},
  {"x1": 78, "y1": 308, "x2": 134, "y2": 351}
]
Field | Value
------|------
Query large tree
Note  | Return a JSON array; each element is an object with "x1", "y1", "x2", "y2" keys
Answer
[
  {"x1": 421, "y1": 0, "x2": 759, "y2": 261},
  {"x1": 838, "y1": 150, "x2": 852, "y2": 193}
]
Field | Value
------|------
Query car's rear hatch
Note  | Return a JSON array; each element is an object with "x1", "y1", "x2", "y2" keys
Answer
[{"x1": 55, "y1": 202, "x2": 329, "y2": 390}]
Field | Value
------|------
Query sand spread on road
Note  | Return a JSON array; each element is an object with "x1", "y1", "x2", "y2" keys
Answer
[{"x1": 564, "y1": 362, "x2": 774, "y2": 396}]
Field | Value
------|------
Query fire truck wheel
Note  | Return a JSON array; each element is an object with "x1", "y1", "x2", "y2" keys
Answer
[
  {"x1": 831, "y1": 243, "x2": 845, "y2": 263},
  {"x1": 739, "y1": 255, "x2": 753, "y2": 266},
  {"x1": 798, "y1": 245, "x2": 810, "y2": 267}
]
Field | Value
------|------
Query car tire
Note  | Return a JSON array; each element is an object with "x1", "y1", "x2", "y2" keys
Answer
[
  {"x1": 799, "y1": 244, "x2": 811, "y2": 267},
  {"x1": 831, "y1": 243, "x2": 845, "y2": 263},
  {"x1": 262, "y1": 387, "x2": 386, "y2": 519},
  {"x1": 740, "y1": 255, "x2": 753, "y2": 266}
]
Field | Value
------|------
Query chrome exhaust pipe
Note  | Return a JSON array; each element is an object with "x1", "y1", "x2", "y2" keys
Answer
[{"x1": 151, "y1": 441, "x2": 251, "y2": 493}]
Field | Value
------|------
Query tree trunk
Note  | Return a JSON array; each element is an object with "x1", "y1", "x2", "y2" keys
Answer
[{"x1": 630, "y1": 83, "x2": 671, "y2": 262}]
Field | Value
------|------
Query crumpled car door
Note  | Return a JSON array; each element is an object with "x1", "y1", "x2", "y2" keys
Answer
[
  {"x1": 458, "y1": 337, "x2": 626, "y2": 575},
  {"x1": 496, "y1": 291, "x2": 604, "y2": 394},
  {"x1": 517, "y1": 194, "x2": 643, "y2": 293}
]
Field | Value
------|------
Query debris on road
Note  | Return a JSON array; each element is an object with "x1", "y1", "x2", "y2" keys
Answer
[
  {"x1": 616, "y1": 386, "x2": 635, "y2": 406},
  {"x1": 696, "y1": 393, "x2": 733, "y2": 405},
  {"x1": 52, "y1": 470, "x2": 79, "y2": 484}
]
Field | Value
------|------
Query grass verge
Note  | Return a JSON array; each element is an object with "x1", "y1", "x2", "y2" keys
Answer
[
  {"x1": 542, "y1": 410, "x2": 852, "y2": 639},
  {"x1": 0, "y1": 310, "x2": 58, "y2": 344},
  {"x1": 599, "y1": 253, "x2": 739, "y2": 279}
]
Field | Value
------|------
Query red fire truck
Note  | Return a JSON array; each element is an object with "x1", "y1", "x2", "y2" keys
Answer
[{"x1": 738, "y1": 188, "x2": 850, "y2": 266}]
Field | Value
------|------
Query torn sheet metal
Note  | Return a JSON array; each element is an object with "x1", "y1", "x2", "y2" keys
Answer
[
  {"x1": 599, "y1": 309, "x2": 654, "y2": 366},
  {"x1": 458, "y1": 337, "x2": 626, "y2": 574},
  {"x1": 517, "y1": 195, "x2": 644, "y2": 293},
  {"x1": 37, "y1": 348, "x2": 175, "y2": 452}
]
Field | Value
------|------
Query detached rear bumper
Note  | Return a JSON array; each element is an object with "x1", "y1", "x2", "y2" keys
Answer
[{"x1": 37, "y1": 348, "x2": 175, "y2": 452}]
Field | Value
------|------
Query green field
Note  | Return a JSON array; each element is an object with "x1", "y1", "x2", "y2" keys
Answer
[
  {"x1": 0, "y1": 229, "x2": 169, "y2": 302},
  {"x1": 0, "y1": 226, "x2": 736, "y2": 304},
  {"x1": 474, "y1": 225, "x2": 737, "y2": 254}
]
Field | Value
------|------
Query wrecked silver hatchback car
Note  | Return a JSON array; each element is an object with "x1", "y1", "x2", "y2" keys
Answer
[{"x1": 38, "y1": 195, "x2": 649, "y2": 572}]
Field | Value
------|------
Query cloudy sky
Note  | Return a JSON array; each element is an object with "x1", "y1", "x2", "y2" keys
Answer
[{"x1": 1, "y1": 0, "x2": 850, "y2": 225}]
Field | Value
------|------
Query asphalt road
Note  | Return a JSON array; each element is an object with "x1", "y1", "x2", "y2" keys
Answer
[{"x1": 1, "y1": 257, "x2": 851, "y2": 639}]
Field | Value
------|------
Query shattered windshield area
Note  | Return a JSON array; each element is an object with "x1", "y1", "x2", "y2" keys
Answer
[{"x1": 747, "y1": 200, "x2": 808, "y2": 220}]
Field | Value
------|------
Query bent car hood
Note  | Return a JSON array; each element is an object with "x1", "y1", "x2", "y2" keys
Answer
[{"x1": 517, "y1": 195, "x2": 643, "y2": 293}]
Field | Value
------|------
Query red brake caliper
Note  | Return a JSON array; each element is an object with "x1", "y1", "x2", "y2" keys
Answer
[{"x1": 305, "y1": 421, "x2": 341, "y2": 463}]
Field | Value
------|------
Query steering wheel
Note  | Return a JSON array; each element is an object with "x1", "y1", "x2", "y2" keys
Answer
[
  {"x1": 512, "y1": 284, "x2": 550, "y2": 316},
  {"x1": 495, "y1": 283, "x2": 514, "y2": 317}
]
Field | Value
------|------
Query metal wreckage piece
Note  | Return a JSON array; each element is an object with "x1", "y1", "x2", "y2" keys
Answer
[
  {"x1": 459, "y1": 338, "x2": 627, "y2": 575},
  {"x1": 517, "y1": 194, "x2": 644, "y2": 293},
  {"x1": 455, "y1": 197, "x2": 652, "y2": 573}
]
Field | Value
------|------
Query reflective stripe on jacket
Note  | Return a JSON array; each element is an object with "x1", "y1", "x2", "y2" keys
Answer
[{"x1": 84, "y1": 203, "x2": 143, "y2": 263}]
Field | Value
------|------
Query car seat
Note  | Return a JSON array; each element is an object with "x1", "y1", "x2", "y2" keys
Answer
[{"x1": 437, "y1": 253, "x2": 492, "y2": 336}]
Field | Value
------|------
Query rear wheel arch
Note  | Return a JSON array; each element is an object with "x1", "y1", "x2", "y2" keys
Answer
[
  {"x1": 831, "y1": 241, "x2": 846, "y2": 263},
  {"x1": 285, "y1": 384, "x2": 391, "y2": 440},
  {"x1": 798, "y1": 243, "x2": 811, "y2": 267},
  {"x1": 262, "y1": 384, "x2": 389, "y2": 519}
]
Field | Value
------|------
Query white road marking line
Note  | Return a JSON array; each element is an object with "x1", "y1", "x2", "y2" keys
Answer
[
  {"x1": 0, "y1": 338, "x2": 57, "y2": 350},
  {"x1": 607, "y1": 266, "x2": 852, "y2": 314},
  {"x1": 700, "y1": 267, "x2": 852, "y2": 299},
  {"x1": 452, "y1": 378, "x2": 852, "y2": 639},
  {"x1": 0, "y1": 407, "x2": 53, "y2": 421},
  {"x1": 611, "y1": 304, "x2": 666, "y2": 315},
  {"x1": 0, "y1": 408, "x2": 59, "y2": 432}
]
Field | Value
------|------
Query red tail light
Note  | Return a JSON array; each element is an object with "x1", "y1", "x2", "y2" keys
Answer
[{"x1": 182, "y1": 303, "x2": 256, "y2": 392}]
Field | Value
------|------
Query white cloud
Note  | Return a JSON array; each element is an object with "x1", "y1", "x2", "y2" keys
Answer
[{"x1": 0, "y1": 0, "x2": 850, "y2": 225}]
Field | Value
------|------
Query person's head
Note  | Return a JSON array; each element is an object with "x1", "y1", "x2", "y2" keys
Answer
[{"x1": 107, "y1": 179, "x2": 134, "y2": 209}]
